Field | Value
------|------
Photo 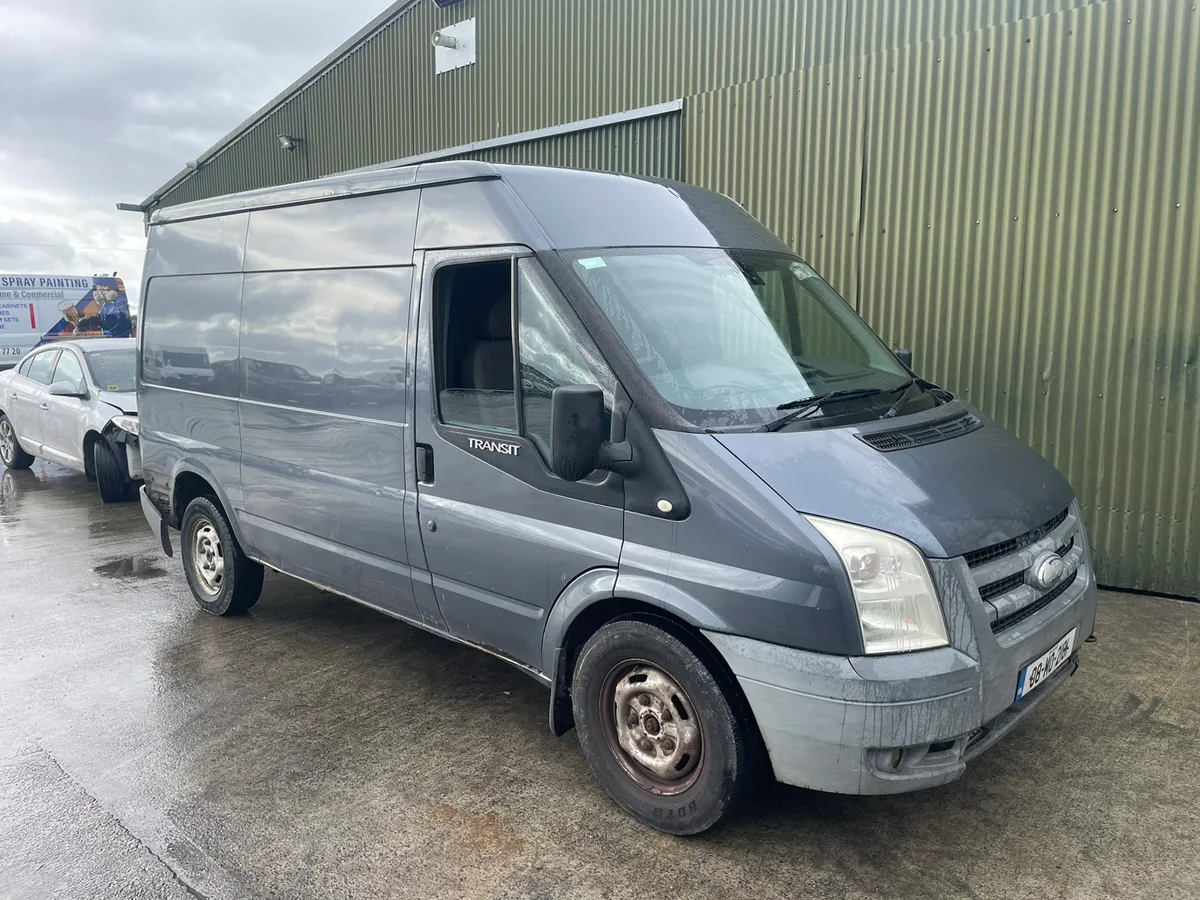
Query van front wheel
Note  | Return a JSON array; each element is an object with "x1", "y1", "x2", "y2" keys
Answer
[
  {"x1": 571, "y1": 618, "x2": 757, "y2": 835},
  {"x1": 180, "y1": 496, "x2": 263, "y2": 615}
]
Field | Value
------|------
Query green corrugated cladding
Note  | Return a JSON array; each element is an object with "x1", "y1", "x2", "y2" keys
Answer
[
  {"x1": 453, "y1": 115, "x2": 681, "y2": 179},
  {"x1": 157, "y1": 0, "x2": 1102, "y2": 205},
  {"x1": 150, "y1": 0, "x2": 1196, "y2": 596},
  {"x1": 687, "y1": 0, "x2": 1198, "y2": 595}
]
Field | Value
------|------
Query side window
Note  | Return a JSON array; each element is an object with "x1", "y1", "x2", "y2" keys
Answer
[
  {"x1": 17, "y1": 356, "x2": 34, "y2": 377},
  {"x1": 24, "y1": 351, "x2": 59, "y2": 385},
  {"x1": 51, "y1": 351, "x2": 85, "y2": 388},
  {"x1": 516, "y1": 258, "x2": 614, "y2": 461},
  {"x1": 433, "y1": 259, "x2": 517, "y2": 434},
  {"x1": 141, "y1": 274, "x2": 242, "y2": 396}
]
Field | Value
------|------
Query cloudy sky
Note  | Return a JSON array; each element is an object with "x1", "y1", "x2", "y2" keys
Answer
[{"x1": 0, "y1": 0, "x2": 387, "y2": 310}]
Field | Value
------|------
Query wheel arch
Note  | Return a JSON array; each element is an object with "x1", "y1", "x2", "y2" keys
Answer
[
  {"x1": 542, "y1": 572, "x2": 753, "y2": 740},
  {"x1": 82, "y1": 430, "x2": 103, "y2": 480},
  {"x1": 169, "y1": 462, "x2": 247, "y2": 547}
]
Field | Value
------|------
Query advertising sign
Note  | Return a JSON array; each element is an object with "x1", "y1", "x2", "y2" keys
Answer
[{"x1": 0, "y1": 275, "x2": 133, "y2": 367}]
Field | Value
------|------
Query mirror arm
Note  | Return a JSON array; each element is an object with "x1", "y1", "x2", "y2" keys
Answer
[{"x1": 596, "y1": 440, "x2": 633, "y2": 470}]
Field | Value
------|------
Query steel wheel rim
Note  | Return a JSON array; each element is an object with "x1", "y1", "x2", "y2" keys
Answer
[
  {"x1": 191, "y1": 518, "x2": 225, "y2": 596},
  {"x1": 599, "y1": 659, "x2": 704, "y2": 795},
  {"x1": 0, "y1": 419, "x2": 14, "y2": 463}
]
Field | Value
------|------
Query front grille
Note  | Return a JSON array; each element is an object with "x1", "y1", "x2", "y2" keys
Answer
[
  {"x1": 978, "y1": 571, "x2": 1025, "y2": 601},
  {"x1": 963, "y1": 509, "x2": 1070, "y2": 568},
  {"x1": 991, "y1": 570, "x2": 1079, "y2": 633},
  {"x1": 980, "y1": 535, "x2": 1077, "y2": 604},
  {"x1": 858, "y1": 411, "x2": 983, "y2": 452}
]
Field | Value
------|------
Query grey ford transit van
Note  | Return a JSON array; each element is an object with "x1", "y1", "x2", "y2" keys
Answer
[{"x1": 137, "y1": 161, "x2": 1097, "y2": 834}]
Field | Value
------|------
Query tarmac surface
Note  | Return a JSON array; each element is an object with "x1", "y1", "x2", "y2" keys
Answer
[{"x1": 1, "y1": 460, "x2": 1197, "y2": 900}]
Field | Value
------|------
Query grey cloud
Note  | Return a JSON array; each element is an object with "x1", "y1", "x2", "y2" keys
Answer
[{"x1": 0, "y1": 0, "x2": 387, "y2": 306}]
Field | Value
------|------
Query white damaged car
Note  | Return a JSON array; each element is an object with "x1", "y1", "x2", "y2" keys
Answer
[{"x1": 0, "y1": 338, "x2": 141, "y2": 502}]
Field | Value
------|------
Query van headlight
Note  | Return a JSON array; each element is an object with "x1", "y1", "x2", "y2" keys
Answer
[
  {"x1": 110, "y1": 415, "x2": 139, "y2": 436},
  {"x1": 805, "y1": 515, "x2": 949, "y2": 655}
]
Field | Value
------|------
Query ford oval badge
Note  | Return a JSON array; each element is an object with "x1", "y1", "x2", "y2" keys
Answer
[{"x1": 1029, "y1": 551, "x2": 1067, "y2": 591}]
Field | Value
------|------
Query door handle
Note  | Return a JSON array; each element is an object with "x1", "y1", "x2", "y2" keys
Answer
[
  {"x1": 415, "y1": 443, "x2": 434, "y2": 483},
  {"x1": 39, "y1": 403, "x2": 49, "y2": 410}
]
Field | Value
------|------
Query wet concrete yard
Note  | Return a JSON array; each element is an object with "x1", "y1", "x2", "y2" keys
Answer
[{"x1": 2, "y1": 460, "x2": 1198, "y2": 899}]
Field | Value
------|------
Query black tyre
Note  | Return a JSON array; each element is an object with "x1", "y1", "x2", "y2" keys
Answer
[
  {"x1": 93, "y1": 436, "x2": 132, "y2": 502},
  {"x1": 571, "y1": 618, "x2": 758, "y2": 835},
  {"x1": 180, "y1": 496, "x2": 264, "y2": 615},
  {"x1": 0, "y1": 413, "x2": 34, "y2": 470}
]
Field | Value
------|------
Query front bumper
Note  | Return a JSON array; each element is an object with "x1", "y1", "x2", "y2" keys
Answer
[{"x1": 703, "y1": 558, "x2": 1098, "y2": 795}]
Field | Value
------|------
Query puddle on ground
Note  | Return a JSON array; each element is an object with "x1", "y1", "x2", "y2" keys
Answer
[{"x1": 93, "y1": 556, "x2": 169, "y2": 580}]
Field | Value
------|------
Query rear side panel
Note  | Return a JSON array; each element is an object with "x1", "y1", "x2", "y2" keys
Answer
[
  {"x1": 236, "y1": 266, "x2": 418, "y2": 621},
  {"x1": 139, "y1": 271, "x2": 245, "y2": 516}
]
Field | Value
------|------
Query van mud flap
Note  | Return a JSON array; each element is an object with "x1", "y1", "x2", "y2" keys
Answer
[{"x1": 140, "y1": 486, "x2": 174, "y2": 558}]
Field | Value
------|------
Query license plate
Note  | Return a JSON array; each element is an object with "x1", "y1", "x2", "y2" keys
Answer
[{"x1": 1016, "y1": 627, "x2": 1077, "y2": 700}]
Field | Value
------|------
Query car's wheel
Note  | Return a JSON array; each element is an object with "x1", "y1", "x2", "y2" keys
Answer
[
  {"x1": 93, "y1": 436, "x2": 132, "y2": 502},
  {"x1": 0, "y1": 413, "x2": 34, "y2": 470},
  {"x1": 571, "y1": 617, "x2": 759, "y2": 835},
  {"x1": 180, "y1": 496, "x2": 263, "y2": 615}
]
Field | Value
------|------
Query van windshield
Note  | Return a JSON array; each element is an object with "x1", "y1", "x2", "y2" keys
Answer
[{"x1": 567, "y1": 248, "x2": 914, "y2": 429}]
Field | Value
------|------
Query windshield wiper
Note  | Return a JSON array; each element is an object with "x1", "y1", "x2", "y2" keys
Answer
[
  {"x1": 762, "y1": 388, "x2": 888, "y2": 432},
  {"x1": 881, "y1": 378, "x2": 917, "y2": 418}
]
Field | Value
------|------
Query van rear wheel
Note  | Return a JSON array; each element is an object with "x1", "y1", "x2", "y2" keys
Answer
[
  {"x1": 571, "y1": 618, "x2": 757, "y2": 835},
  {"x1": 180, "y1": 496, "x2": 263, "y2": 615}
]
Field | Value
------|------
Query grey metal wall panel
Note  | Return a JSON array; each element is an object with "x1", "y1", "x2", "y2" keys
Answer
[{"x1": 243, "y1": 190, "x2": 418, "y2": 271}]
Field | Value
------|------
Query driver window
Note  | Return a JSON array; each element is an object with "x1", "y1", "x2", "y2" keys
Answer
[
  {"x1": 51, "y1": 351, "x2": 85, "y2": 389},
  {"x1": 433, "y1": 259, "x2": 517, "y2": 434},
  {"x1": 516, "y1": 258, "x2": 614, "y2": 461}
]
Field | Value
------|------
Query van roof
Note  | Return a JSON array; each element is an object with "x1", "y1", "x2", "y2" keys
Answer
[
  {"x1": 149, "y1": 159, "x2": 498, "y2": 225},
  {"x1": 148, "y1": 161, "x2": 793, "y2": 257}
]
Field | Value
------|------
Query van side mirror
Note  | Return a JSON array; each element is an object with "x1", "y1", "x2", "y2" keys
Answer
[
  {"x1": 48, "y1": 380, "x2": 88, "y2": 399},
  {"x1": 550, "y1": 385, "x2": 607, "y2": 482},
  {"x1": 894, "y1": 348, "x2": 913, "y2": 370},
  {"x1": 548, "y1": 385, "x2": 633, "y2": 482}
]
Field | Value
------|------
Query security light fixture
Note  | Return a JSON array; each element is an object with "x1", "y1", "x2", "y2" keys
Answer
[
  {"x1": 277, "y1": 134, "x2": 303, "y2": 152},
  {"x1": 432, "y1": 17, "x2": 476, "y2": 74}
]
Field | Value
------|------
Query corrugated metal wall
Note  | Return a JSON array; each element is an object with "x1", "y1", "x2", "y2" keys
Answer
[
  {"x1": 156, "y1": 0, "x2": 1102, "y2": 207},
  {"x1": 147, "y1": 0, "x2": 1197, "y2": 595},
  {"x1": 163, "y1": 98, "x2": 310, "y2": 206},
  {"x1": 1014, "y1": 0, "x2": 1199, "y2": 596},
  {"x1": 688, "y1": 0, "x2": 1197, "y2": 594},
  {"x1": 860, "y1": 0, "x2": 1199, "y2": 596},
  {"x1": 452, "y1": 113, "x2": 681, "y2": 180},
  {"x1": 686, "y1": 62, "x2": 867, "y2": 336}
]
